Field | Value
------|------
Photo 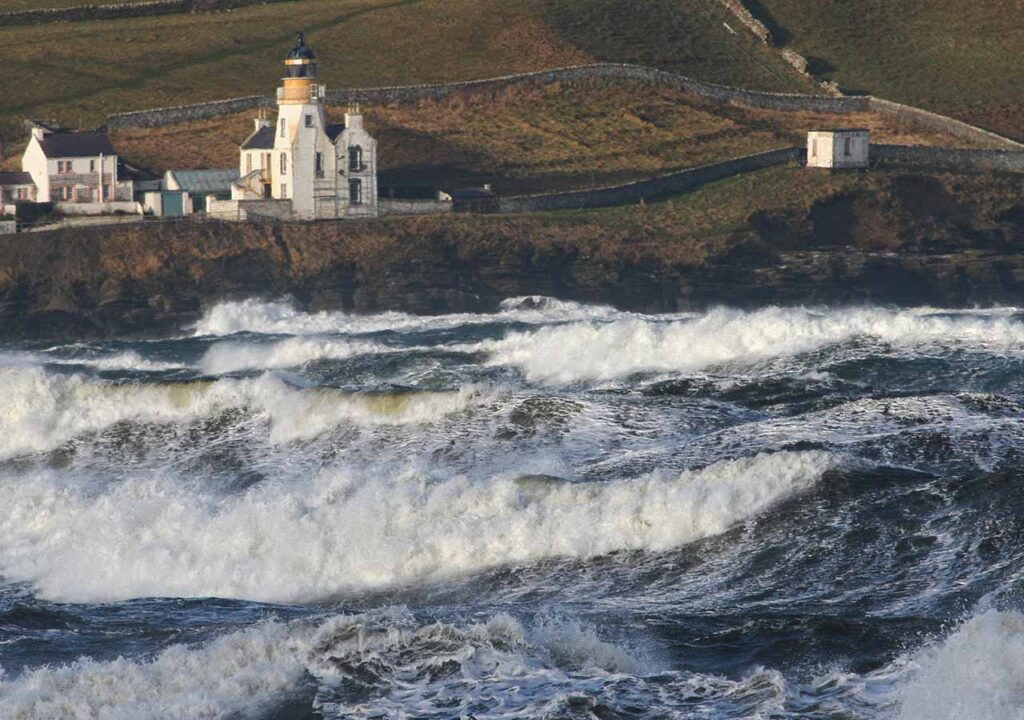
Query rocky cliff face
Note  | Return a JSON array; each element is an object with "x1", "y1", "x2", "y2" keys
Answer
[{"x1": 1, "y1": 172, "x2": 1022, "y2": 339}]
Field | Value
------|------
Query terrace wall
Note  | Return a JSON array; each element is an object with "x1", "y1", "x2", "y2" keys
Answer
[
  {"x1": 104, "y1": 63, "x2": 1023, "y2": 152},
  {"x1": 0, "y1": 0, "x2": 292, "y2": 26}
]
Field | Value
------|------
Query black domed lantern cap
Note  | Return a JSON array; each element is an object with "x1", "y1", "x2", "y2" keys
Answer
[{"x1": 285, "y1": 32, "x2": 317, "y2": 78}]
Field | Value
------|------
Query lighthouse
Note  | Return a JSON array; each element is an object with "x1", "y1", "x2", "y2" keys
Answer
[{"x1": 231, "y1": 33, "x2": 378, "y2": 220}]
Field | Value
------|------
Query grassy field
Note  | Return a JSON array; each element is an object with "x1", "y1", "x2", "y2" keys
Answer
[
  {"x1": 97, "y1": 77, "x2": 971, "y2": 195},
  {"x1": 0, "y1": 0, "x2": 97, "y2": 9},
  {"x1": 0, "y1": 0, "x2": 814, "y2": 148},
  {"x1": 748, "y1": 0, "x2": 1024, "y2": 140}
]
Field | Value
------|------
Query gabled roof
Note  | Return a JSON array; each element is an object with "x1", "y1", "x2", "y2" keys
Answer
[
  {"x1": 38, "y1": 131, "x2": 117, "y2": 158},
  {"x1": 241, "y1": 126, "x2": 275, "y2": 150},
  {"x1": 0, "y1": 171, "x2": 34, "y2": 186},
  {"x1": 326, "y1": 123, "x2": 345, "y2": 142},
  {"x1": 167, "y1": 169, "x2": 239, "y2": 193},
  {"x1": 118, "y1": 161, "x2": 158, "y2": 183}
]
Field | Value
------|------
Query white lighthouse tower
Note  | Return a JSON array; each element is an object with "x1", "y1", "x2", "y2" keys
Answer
[{"x1": 230, "y1": 33, "x2": 378, "y2": 220}]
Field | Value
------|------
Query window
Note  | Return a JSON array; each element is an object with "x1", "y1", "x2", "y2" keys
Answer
[
  {"x1": 349, "y1": 146, "x2": 362, "y2": 172},
  {"x1": 349, "y1": 179, "x2": 362, "y2": 205},
  {"x1": 90, "y1": 160, "x2": 96, "y2": 172},
  {"x1": 811, "y1": 139, "x2": 817, "y2": 157},
  {"x1": 58, "y1": 160, "x2": 73, "y2": 173},
  {"x1": 59, "y1": 186, "x2": 72, "y2": 201},
  {"x1": 844, "y1": 137, "x2": 852, "y2": 157},
  {"x1": 305, "y1": 114, "x2": 313, "y2": 128},
  {"x1": 280, "y1": 153, "x2": 288, "y2": 175},
  {"x1": 246, "y1": 154, "x2": 252, "y2": 174},
  {"x1": 315, "y1": 152, "x2": 324, "y2": 178},
  {"x1": 280, "y1": 183, "x2": 287, "y2": 198},
  {"x1": 280, "y1": 119, "x2": 287, "y2": 138},
  {"x1": 16, "y1": 187, "x2": 26, "y2": 200}
]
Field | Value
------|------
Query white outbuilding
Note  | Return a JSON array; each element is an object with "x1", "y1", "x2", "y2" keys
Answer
[{"x1": 806, "y1": 129, "x2": 870, "y2": 169}]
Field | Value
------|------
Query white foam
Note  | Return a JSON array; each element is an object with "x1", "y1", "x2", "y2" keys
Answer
[
  {"x1": 0, "y1": 619, "x2": 310, "y2": 720},
  {"x1": 199, "y1": 336, "x2": 403, "y2": 374},
  {"x1": 0, "y1": 367, "x2": 482, "y2": 458},
  {"x1": 897, "y1": 610, "x2": 1024, "y2": 720},
  {"x1": 0, "y1": 609, "x2": 644, "y2": 720},
  {"x1": 471, "y1": 306, "x2": 1024, "y2": 384},
  {"x1": 193, "y1": 297, "x2": 633, "y2": 337},
  {"x1": 0, "y1": 450, "x2": 835, "y2": 603}
]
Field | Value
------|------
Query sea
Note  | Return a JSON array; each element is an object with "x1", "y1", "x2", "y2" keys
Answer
[{"x1": 1, "y1": 297, "x2": 1023, "y2": 719}]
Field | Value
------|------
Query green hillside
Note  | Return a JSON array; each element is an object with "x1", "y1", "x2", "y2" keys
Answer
[
  {"x1": 0, "y1": 0, "x2": 812, "y2": 146},
  {"x1": 748, "y1": 0, "x2": 1024, "y2": 139}
]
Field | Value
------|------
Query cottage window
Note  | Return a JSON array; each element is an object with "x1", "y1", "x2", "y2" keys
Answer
[
  {"x1": 246, "y1": 154, "x2": 253, "y2": 174},
  {"x1": 305, "y1": 114, "x2": 313, "y2": 128},
  {"x1": 60, "y1": 186, "x2": 72, "y2": 201},
  {"x1": 16, "y1": 187, "x2": 26, "y2": 200},
  {"x1": 844, "y1": 137, "x2": 852, "y2": 156},
  {"x1": 280, "y1": 183, "x2": 287, "y2": 198},
  {"x1": 315, "y1": 152, "x2": 324, "y2": 178},
  {"x1": 90, "y1": 160, "x2": 96, "y2": 172},
  {"x1": 349, "y1": 178, "x2": 362, "y2": 205},
  {"x1": 280, "y1": 119, "x2": 287, "y2": 138},
  {"x1": 280, "y1": 153, "x2": 287, "y2": 174},
  {"x1": 349, "y1": 146, "x2": 362, "y2": 172},
  {"x1": 811, "y1": 139, "x2": 817, "y2": 157}
]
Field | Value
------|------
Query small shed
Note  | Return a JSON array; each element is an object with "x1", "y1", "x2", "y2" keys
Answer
[
  {"x1": 807, "y1": 129, "x2": 870, "y2": 169},
  {"x1": 439, "y1": 185, "x2": 499, "y2": 213},
  {"x1": 165, "y1": 169, "x2": 239, "y2": 213}
]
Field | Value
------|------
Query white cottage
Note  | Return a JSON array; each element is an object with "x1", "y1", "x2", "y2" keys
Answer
[
  {"x1": 217, "y1": 33, "x2": 378, "y2": 221},
  {"x1": 807, "y1": 129, "x2": 870, "y2": 169},
  {"x1": 21, "y1": 124, "x2": 135, "y2": 210}
]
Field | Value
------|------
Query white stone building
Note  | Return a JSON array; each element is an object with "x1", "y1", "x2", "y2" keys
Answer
[
  {"x1": 807, "y1": 129, "x2": 870, "y2": 169},
  {"x1": 21, "y1": 124, "x2": 136, "y2": 212},
  {"x1": 214, "y1": 33, "x2": 378, "y2": 221}
]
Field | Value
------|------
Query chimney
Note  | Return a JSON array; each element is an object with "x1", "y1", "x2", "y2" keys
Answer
[
  {"x1": 345, "y1": 102, "x2": 363, "y2": 131},
  {"x1": 254, "y1": 117, "x2": 272, "y2": 132},
  {"x1": 31, "y1": 125, "x2": 49, "y2": 142}
]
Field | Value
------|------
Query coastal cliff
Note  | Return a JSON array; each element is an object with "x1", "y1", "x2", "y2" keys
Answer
[{"x1": 2, "y1": 167, "x2": 1023, "y2": 339}]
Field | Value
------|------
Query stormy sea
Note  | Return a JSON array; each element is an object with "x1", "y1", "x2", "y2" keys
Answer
[{"x1": 2, "y1": 298, "x2": 1024, "y2": 719}]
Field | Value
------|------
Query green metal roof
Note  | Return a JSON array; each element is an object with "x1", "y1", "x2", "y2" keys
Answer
[{"x1": 167, "y1": 169, "x2": 239, "y2": 194}]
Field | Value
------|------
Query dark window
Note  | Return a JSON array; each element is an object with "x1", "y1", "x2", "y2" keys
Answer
[
  {"x1": 844, "y1": 137, "x2": 851, "y2": 156},
  {"x1": 315, "y1": 152, "x2": 324, "y2": 178},
  {"x1": 280, "y1": 119, "x2": 287, "y2": 138},
  {"x1": 90, "y1": 160, "x2": 96, "y2": 172},
  {"x1": 280, "y1": 153, "x2": 287, "y2": 174},
  {"x1": 349, "y1": 178, "x2": 362, "y2": 205},
  {"x1": 349, "y1": 146, "x2": 362, "y2": 172},
  {"x1": 281, "y1": 183, "x2": 287, "y2": 198},
  {"x1": 811, "y1": 139, "x2": 817, "y2": 157},
  {"x1": 305, "y1": 114, "x2": 313, "y2": 128}
]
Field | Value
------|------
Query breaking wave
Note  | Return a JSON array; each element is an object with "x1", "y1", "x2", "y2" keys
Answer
[
  {"x1": 473, "y1": 306, "x2": 1024, "y2": 383},
  {"x1": 193, "y1": 297, "x2": 632, "y2": 337},
  {"x1": 0, "y1": 609, "x2": 647, "y2": 720},
  {"x1": 897, "y1": 609, "x2": 1024, "y2": 720},
  {"x1": 0, "y1": 367, "x2": 482, "y2": 458},
  {"x1": 200, "y1": 336, "x2": 402, "y2": 374},
  {"x1": 0, "y1": 450, "x2": 836, "y2": 603}
]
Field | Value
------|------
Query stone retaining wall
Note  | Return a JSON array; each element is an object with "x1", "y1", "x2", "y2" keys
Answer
[
  {"x1": 105, "y1": 63, "x2": 1021, "y2": 151},
  {"x1": 0, "y1": 0, "x2": 292, "y2": 26},
  {"x1": 872, "y1": 144, "x2": 1024, "y2": 173},
  {"x1": 497, "y1": 147, "x2": 801, "y2": 214},
  {"x1": 378, "y1": 198, "x2": 451, "y2": 216}
]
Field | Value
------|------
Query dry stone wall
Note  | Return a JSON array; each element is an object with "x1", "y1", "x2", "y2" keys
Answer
[
  {"x1": 108, "y1": 63, "x2": 1022, "y2": 152},
  {"x1": 872, "y1": 144, "x2": 1024, "y2": 173},
  {"x1": 0, "y1": 0, "x2": 292, "y2": 26},
  {"x1": 497, "y1": 148, "x2": 801, "y2": 214}
]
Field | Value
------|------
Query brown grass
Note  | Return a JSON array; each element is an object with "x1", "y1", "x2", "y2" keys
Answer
[{"x1": 109, "y1": 78, "x2": 978, "y2": 194}]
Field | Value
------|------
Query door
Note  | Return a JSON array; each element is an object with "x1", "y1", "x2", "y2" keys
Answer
[{"x1": 161, "y1": 192, "x2": 185, "y2": 217}]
